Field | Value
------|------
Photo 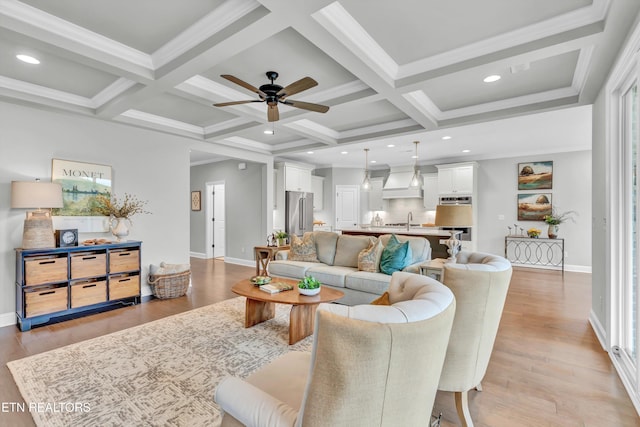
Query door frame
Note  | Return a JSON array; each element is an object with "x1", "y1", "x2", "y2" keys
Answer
[{"x1": 205, "y1": 180, "x2": 225, "y2": 259}]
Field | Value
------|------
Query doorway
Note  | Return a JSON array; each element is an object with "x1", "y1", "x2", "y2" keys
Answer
[
  {"x1": 206, "y1": 182, "x2": 225, "y2": 259},
  {"x1": 335, "y1": 185, "x2": 360, "y2": 230}
]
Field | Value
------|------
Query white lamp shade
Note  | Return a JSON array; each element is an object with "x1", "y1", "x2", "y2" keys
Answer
[
  {"x1": 435, "y1": 204, "x2": 473, "y2": 227},
  {"x1": 11, "y1": 181, "x2": 63, "y2": 209}
]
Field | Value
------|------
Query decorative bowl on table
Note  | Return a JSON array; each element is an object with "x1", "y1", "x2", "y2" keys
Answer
[
  {"x1": 297, "y1": 276, "x2": 321, "y2": 296},
  {"x1": 250, "y1": 275, "x2": 272, "y2": 286}
]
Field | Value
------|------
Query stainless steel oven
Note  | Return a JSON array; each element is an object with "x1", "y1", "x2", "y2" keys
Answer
[
  {"x1": 438, "y1": 196, "x2": 472, "y2": 241},
  {"x1": 439, "y1": 195, "x2": 472, "y2": 205}
]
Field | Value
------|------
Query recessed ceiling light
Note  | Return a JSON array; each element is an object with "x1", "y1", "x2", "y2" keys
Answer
[
  {"x1": 462, "y1": 149, "x2": 471, "y2": 153},
  {"x1": 307, "y1": 151, "x2": 314, "y2": 154},
  {"x1": 411, "y1": 155, "x2": 418, "y2": 159},
  {"x1": 371, "y1": 160, "x2": 377, "y2": 164},
  {"x1": 341, "y1": 151, "x2": 348, "y2": 154},
  {"x1": 442, "y1": 136, "x2": 452, "y2": 140},
  {"x1": 16, "y1": 54, "x2": 40, "y2": 65},
  {"x1": 263, "y1": 129, "x2": 274, "y2": 135},
  {"x1": 387, "y1": 144, "x2": 395, "y2": 148},
  {"x1": 483, "y1": 75, "x2": 501, "y2": 83}
]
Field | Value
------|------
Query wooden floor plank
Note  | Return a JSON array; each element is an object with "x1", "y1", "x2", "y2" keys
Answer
[{"x1": 0, "y1": 260, "x2": 638, "y2": 426}]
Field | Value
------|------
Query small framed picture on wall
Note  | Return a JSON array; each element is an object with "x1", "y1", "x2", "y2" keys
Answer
[
  {"x1": 517, "y1": 193, "x2": 552, "y2": 221},
  {"x1": 191, "y1": 191, "x2": 201, "y2": 211}
]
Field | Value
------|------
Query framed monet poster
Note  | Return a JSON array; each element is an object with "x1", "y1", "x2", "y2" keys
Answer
[
  {"x1": 518, "y1": 161, "x2": 552, "y2": 190},
  {"x1": 51, "y1": 159, "x2": 112, "y2": 232},
  {"x1": 517, "y1": 193, "x2": 552, "y2": 221}
]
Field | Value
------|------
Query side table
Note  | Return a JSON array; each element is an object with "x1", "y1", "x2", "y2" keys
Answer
[
  {"x1": 419, "y1": 258, "x2": 447, "y2": 281},
  {"x1": 254, "y1": 245, "x2": 290, "y2": 276}
]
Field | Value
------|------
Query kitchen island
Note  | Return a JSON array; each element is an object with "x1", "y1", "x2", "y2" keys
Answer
[{"x1": 339, "y1": 227, "x2": 452, "y2": 259}]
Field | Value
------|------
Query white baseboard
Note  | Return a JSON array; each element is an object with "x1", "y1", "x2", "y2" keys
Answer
[
  {"x1": 589, "y1": 309, "x2": 607, "y2": 351},
  {"x1": 224, "y1": 257, "x2": 254, "y2": 268},
  {"x1": 511, "y1": 263, "x2": 591, "y2": 273},
  {"x1": 190, "y1": 251, "x2": 206, "y2": 259},
  {"x1": 0, "y1": 311, "x2": 16, "y2": 328}
]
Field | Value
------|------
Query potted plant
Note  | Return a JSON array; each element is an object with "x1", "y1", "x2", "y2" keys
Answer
[
  {"x1": 297, "y1": 276, "x2": 321, "y2": 296},
  {"x1": 527, "y1": 228, "x2": 541, "y2": 238},
  {"x1": 274, "y1": 230, "x2": 288, "y2": 246},
  {"x1": 543, "y1": 208, "x2": 577, "y2": 239},
  {"x1": 93, "y1": 193, "x2": 150, "y2": 241}
]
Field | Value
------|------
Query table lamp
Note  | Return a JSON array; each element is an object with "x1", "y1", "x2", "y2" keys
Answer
[
  {"x1": 435, "y1": 204, "x2": 473, "y2": 263},
  {"x1": 11, "y1": 180, "x2": 64, "y2": 249}
]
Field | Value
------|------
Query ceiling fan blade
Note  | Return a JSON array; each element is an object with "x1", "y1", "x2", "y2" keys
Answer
[
  {"x1": 220, "y1": 74, "x2": 267, "y2": 98},
  {"x1": 213, "y1": 100, "x2": 263, "y2": 107},
  {"x1": 282, "y1": 100, "x2": 329, "y2": 113},
  {"x1": 276, "y1": 77, "x2": 318, "y2": 98},
  {"x1": 268, "y1": 104, "x2": 279, "y2": 122}
]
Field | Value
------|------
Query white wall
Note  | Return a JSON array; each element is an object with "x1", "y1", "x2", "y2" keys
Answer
[
  {"x1": 0, "y1": 101, "x2": 191, "y2": 326},
  {"x1": 476, "y1": 151, "x2": 592, "y2": 270}
]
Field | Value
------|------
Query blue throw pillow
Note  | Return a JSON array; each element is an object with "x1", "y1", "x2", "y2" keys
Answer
[{"x1": 380, "y1": 235, "x2": 413, "y2": 275}]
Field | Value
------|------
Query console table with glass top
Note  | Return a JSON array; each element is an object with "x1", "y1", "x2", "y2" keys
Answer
[{"x1": 504, "y1": 236, "x2": 564, "y2": 274}]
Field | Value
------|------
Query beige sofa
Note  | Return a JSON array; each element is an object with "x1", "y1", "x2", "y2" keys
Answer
[{"x1": 268, "y1": 231, "x2": 432, "y2": 305}]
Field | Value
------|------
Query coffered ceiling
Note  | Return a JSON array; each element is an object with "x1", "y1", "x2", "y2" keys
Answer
[{"x1": 1, "y1": 0, "x2": 638, "y2": 168}]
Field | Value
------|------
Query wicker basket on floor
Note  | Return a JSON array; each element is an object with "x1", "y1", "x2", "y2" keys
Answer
[{"x1": 148, "y1": 270, "x2": 190, "y2": 299}]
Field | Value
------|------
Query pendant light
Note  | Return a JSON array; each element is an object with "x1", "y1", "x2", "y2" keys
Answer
[
  {"x1": 410, "y1": 141, "x2": 421, "y2": 187},
  {"x1": 362, "y1": 148, "x2": 371, "y2": 191}
]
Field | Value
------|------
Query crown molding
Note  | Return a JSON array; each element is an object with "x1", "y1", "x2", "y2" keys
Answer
[
  {"x1": 0, "y1": 0, "x2": 152, "y2": 69},
  {"x1": 0, "y1": 75, "x2": 93, "y2": 107},
  {"x1": 91, "y1": 78, "x2": 137, "y2": 108},
  {"x1": 312, "y1": 2, "x2": 398, "y2": 83},
  {"x1": 284, "y1": 119, "x2": 339, "y2": 144},
  {"x1": 338, "y1": 118, "x2": 417, "y2": 139},
  {"x1": 203, "y1": 117, "x2": 254, "y2": 135},
  {"x1": 120, "y1": 109, "x2": 204, "y2": 135},
  {"x1": 151, "y1": 0, "x2": 261, "y2": 68},
  {"x1": 219, "y1": 136, "x2": 273, "y2": 154},
  {"x1": 572, "y1": 45, "x2": 594, "y2": 94}
]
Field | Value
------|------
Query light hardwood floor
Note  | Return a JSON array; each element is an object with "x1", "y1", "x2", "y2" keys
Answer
[{"x1": 0, "y1": 259, "x2": 638, "y2": 426}]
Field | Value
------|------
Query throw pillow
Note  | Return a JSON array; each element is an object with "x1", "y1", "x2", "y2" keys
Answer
[
  {"x1": 370, "y1": 291, "x2": 391, "y2": 305},
  {"x1": 289, "y1": 233, "x2": 319, "y2": 262},
  {"x1": 380, "y1": 235, "x2": 413, "y2": 275},
  {"x1": 357, "y1": 238, "x2": 384, "y2": 272}
]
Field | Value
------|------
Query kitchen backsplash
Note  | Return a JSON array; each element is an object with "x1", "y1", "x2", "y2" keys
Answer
[{"x1": 368, "y1": 198, "x2": 435, "y2": 225}]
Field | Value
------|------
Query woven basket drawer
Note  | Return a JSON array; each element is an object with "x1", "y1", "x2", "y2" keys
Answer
[
  {"x1": 109, "y1": 249, "x2": 139, "y2": 273},
  {"x1": 71, "y1": 252, "x2": 106, "y2": 279},
  {"x1": 71, "y1": 280, "x2": 107, "y2": 308},
  {"x1": 109, "y1": 274, "x2": 140, "y2": 300},
  {"x1": 25, "y1": 256, "x2": 68, "y2": 286},
  {"x1": 25, "y1": 286, "x2": 68, "y2": 317}
]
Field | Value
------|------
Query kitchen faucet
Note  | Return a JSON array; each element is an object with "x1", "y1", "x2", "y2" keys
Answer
[{"x1": 407, "y1": 212, "x2": 412, "y2": 231}]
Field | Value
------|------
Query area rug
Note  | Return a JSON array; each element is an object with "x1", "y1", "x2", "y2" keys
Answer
[{"x1": 7, "y1": 297, "x2": 312, "y2": 427}]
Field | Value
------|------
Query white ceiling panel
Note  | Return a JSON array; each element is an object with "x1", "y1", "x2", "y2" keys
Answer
[
  {"x1": 311, "y1": 100, "x2": 408, "y2": 132},
  {"x1": 19, "y1": 0, "x2": 227, "y2": 53},
  {"x1": 421, "y1": 50, "x2": 580, "y2": 111},
  {"x1": 137, "y1": 94, "x2": 237, "y2": 127},
  {"x1": 0, "y1": 35, "x2": 118, "y2": 98},
  {"x1": 340, "y1": 0, "x2": 593, "y2": 64}
]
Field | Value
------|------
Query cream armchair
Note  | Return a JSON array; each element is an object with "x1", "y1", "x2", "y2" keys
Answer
[
  {"x1": 215, "y1": 272, "x2": 456, "y2": 427},
  {"x1": 437, "y1": 251, "x2": 513, "y2": 427}
]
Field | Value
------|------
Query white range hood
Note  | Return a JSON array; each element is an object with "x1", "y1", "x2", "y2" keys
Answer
[{"x1": 382, "y1": 168, "x2": 423, "y2": 199}]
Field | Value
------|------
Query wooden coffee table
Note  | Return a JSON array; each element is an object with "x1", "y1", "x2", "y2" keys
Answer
[{"x1": 231, "y1": 278, "x2": 344, "y2": 344}]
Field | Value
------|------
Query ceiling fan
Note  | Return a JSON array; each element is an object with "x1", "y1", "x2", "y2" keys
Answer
[{"x1": 213, "y1": 71, "x2": 330, "y2": 122}]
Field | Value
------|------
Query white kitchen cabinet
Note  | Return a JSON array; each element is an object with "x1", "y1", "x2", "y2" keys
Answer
[
  {"x1": 284, "y1": 164, "x2": 312, "y2": 192},
  {"x1": 437, "y1": 162, "x2": 476, "y2": 195},
  {"x1": 368, "y1": 177, "x2": 386, "y2": 211},
  {"x1": 311, "y1": 176, "x2": 324, "y2": 210},
  {"x1": 423, "y1": 173, "x2": 438, "y2": 209}
]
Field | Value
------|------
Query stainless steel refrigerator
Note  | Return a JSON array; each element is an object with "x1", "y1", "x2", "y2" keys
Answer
[{"x1": 285, "y1": 191, "x2": 314, "y2": 237}]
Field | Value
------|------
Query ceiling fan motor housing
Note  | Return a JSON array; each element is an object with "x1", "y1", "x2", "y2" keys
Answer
[{"x1": 259, "y1": 83, "x2": 283, "y2": 105}]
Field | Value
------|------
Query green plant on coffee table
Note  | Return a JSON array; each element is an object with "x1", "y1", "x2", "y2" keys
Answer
[
  {"x1": 274, "y1": 230, "x2": 288, "y2": 239},
  {"x1": 298, "y1": 276, "x2": 321, "y2": 290}
]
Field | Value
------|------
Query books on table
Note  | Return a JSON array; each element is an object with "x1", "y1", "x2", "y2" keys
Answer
[{"x1": 259, "y1": 282, "x2": 294, "y2": 294}]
